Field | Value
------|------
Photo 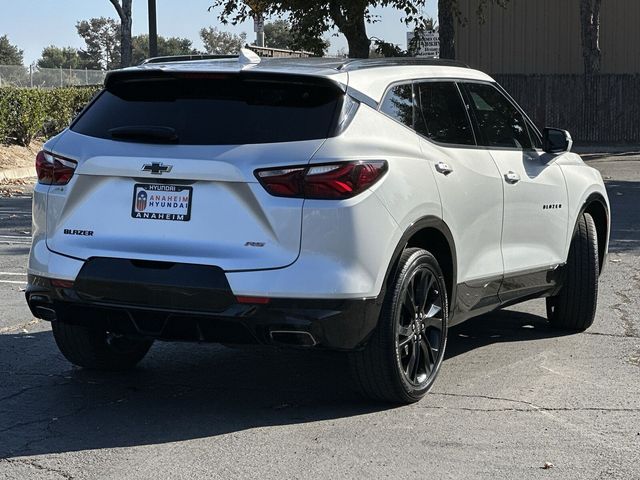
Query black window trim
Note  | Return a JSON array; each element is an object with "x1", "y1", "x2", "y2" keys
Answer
[
  {"x1": 377, "y1": 77, "x2": 545, "y2": 152},
  {"x1": 378, "y1": 80, "x2": 416, "y2": 131},
  {"x1": 378, "y1": 77, "x2": 484, "y2": 150},
  {"x1": 458, "y1": 80, "x2": 542, "y2": 152},
  {"x1": 413, "y1": 79, "x2": 478, "y2": 147}
]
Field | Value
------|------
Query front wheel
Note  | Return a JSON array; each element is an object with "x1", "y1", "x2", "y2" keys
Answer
[
  {"x1": 349, "y1": 248, "x2": 448, "y2": 404},
  {"x1": 546, "y1": 212, "x2": 599, "y2": 331}
]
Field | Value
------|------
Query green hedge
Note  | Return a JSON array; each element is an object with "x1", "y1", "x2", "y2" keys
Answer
[{"x1": 0, "y1": 86, "x2": 101, "y2": 146}]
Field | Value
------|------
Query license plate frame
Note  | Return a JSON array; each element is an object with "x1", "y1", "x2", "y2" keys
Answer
[{"x1": 131, "y1": 183, "x2": 193, "y2": 222}]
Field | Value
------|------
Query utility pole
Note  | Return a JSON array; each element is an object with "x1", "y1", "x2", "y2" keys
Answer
[{"x1": 148, "y1": 0, "x2": 158, "y2": 57}]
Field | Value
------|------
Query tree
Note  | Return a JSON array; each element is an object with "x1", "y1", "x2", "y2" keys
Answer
[
  {"x1": 263, "y1": 19, "x2": 295, "y2": 49},
  {"x1": 76, "y1": 17, "x2": 121, "y2": 70},
  {"x1": 37, "y1": 46, "x2": 86, "y2": 69},
  {"x1": 438, "y1": 0, "x2": 456, "y2": 59},
  {"x1": 579, "y1": 0, "x2": 602, "y2": 74},
  {"x1": 132, "y1": 35, "x2": 198, "y2": 64},
  {"x1": 210, "y1": 1, "x2": 434, "y2": 58},
  {"x1": 108, "y1": 0, "x2": 134, "y2": 67},
  {"x1": 262, "y1": 19, "x2": 329, "y2": 54},
  {"x1": 437, "y1": 0, "x2": 510, "y2": 59},
  {"x1": 200, "y1": 27, "x2": 247, "y2": 54},
  {"x1": 0, "y1": 35, "x2": 24, "y2": 65}
]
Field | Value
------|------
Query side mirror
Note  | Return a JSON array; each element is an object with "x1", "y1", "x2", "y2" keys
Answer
[{"x1": 543, "y1": 128, "x2": 573, "y2": 154}]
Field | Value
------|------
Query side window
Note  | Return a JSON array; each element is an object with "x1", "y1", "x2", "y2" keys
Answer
[
  {"x1": 464, "y1": 82, "x2": 533, "y2": 149},
  {"x1": 415, "y1": 81, "x2": 475, "y2": 145},
  {"x1": 379, "y1": 83, "x2": 414, "y2": 129},
  {"x1": 526, "y1": 120, "x2": 543, "y2": 149}
]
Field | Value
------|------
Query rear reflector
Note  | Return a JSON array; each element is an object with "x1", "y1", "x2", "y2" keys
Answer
[
  {"x1": 50, "y1": 279, "x2": 74, "y2": 288},
  {"x1": 255, "y1": 160, "x2": 388, "y2": 200},
  {"x1": 36, "y1": 151, "x2": 77, "y2": 185},
  {"x1": 236, "y1": 296, "x2": 271, "y2": 305}
]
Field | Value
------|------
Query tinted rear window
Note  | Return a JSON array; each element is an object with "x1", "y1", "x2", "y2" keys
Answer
[{"x1": 72, "y1": 75, "x2": 343, "y2": 145}]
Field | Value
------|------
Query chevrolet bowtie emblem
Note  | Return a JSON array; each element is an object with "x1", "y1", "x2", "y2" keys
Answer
[{"x1": 142, "y1": 162, "x2": 173, "y2": 175}]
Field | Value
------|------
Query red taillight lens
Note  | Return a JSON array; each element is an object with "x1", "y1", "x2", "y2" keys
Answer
[
  {"x1": 255, "y1": 161, "x2": 388, "y2": 200},
  {"x1": 254, "y1": 167, "x2": 306, "y2": 197},
  {"x1": 36, "y1": 151, "x2": 77, "y2": 185}
]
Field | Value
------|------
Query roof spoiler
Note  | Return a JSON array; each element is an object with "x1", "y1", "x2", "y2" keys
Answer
[{"x1": 141, "y1": 54, "x2": 238, "y2": 65}]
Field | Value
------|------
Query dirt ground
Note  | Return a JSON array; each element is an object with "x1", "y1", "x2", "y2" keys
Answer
[{"x1": 0, "y1": 140, "x2": 43, "y2": 170}]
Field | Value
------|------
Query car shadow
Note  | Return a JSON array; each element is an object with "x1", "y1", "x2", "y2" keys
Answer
[
  {"x1": 605, "y1": 180, "x2": 640, "y2": 253},
  {"x1": 0, "y1": 330, "x2": 381, "y2": 459},
  {"x1": 1, "y1": 307, "x2": 568, "y2": 459},
  {"x1": 445, "y1": 309, "x2": 570, "y2": 359}
]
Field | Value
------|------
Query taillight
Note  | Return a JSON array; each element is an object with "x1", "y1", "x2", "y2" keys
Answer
[
  {"x1": 35, "y1": 151, "x2": 77, "y2": 185},
  {"x1": 255, "y1": 161, "x2": 388, "y2": 200}
]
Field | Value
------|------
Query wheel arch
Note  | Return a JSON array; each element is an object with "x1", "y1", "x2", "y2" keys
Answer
[
  {"x1": 579, "y1": 193, "x2": 609, "y2": 273},
  {"x1": 382, "y1": 216, "x2": 457, "y2": 313}
]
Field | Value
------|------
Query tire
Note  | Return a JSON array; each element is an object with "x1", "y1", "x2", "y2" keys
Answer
[
  {"x1": 52, "y1": 321, "x2": 153, "y2": 370},
  {"x1": 546, "y1": 212, "x2": 599, "y2": 331},
  {"x1": 349, "y1": 248, "x2": 449, "y2": 404}
]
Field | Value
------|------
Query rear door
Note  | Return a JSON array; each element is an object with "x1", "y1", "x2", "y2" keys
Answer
[
  {"x1": 45, "y1": 72, "x2": 345, "y2": 271},
  {"x1": 462, "y1": 81, "x2": 568, "y2": 276},
  {"x1": 414, "y1": 81, "x2": 504, "y2": 295}
]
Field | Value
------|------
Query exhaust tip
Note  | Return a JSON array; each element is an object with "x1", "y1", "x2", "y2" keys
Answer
[
  {"x1": 269, "y1": 330, "x2": 317, "y2": 347},
  {"x1": 27, "y1": 294, "x2": 57, "y2": 321},
  {"x1": 34, "y1": 306, "x2": 57, "y2": 321}
]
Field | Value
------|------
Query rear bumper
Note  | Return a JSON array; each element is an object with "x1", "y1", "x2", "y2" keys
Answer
[{"x1": 26, "y1": 271, "x2": 382, "y2": 351}]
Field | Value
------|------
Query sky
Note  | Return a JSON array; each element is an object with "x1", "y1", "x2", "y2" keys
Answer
[{"x1": 0, "y1": 0, "x2": 438, "y2": 66}]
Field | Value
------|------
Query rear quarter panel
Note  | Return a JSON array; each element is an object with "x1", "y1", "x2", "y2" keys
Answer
[{"x1": 298, "y1": 104, "x2": 442, "y2": 298}]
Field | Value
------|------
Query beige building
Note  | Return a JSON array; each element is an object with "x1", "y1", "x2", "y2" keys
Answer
[{"x1": 454, "y1": 0, "x2": 640, "y2": 74}]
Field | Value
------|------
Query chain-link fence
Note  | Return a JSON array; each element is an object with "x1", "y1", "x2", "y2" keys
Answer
[{"x1": 0, "y1": 65, "x2": 107, "y2": 88}]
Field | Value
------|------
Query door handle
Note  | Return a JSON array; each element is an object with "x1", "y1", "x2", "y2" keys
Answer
[
  {"x1": 504, "y1": 171, "x2": 521, "y2": 184},
  {"x1": 435, "y1": 162, "x2": 453, "y2": 175}
]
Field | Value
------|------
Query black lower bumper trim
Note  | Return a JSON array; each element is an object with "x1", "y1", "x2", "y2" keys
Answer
[
  {"x1": 26, "y1": 275, "x2": 382, "y2": 350},
  {"x1": 74, "y1": 257, "x2": 236, "y2": 312}
]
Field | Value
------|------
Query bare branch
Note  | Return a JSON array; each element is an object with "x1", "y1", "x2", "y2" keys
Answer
[{"x1": 108, "y1": 0, "x2": 125, "y2": 21}]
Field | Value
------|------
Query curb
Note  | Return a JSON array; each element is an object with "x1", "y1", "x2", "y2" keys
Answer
[{"x1": 0, "y1": 167, "x2": 36, "y2": 182}]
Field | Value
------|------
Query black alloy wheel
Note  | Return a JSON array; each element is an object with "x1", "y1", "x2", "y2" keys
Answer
[
  {"x1": 396, "y1": 266, "x2": 445, "y2": 387},
  {"x1": 350, "y1": 248, "x2": 448, "y2": 403}
]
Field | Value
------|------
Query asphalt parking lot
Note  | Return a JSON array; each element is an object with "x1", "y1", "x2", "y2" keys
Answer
[{"x1": 0, "y1": 155, "x2": 638, "y2": 480}]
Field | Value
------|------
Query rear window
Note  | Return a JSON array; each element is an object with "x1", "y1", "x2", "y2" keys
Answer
[{"x1": 71, "y1": 74, "x2": 343, "y2": 145}]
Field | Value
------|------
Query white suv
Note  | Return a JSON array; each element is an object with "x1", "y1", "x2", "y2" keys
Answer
[{"x1": 26, "y1": 52, "x2": 610, "y2": 403}]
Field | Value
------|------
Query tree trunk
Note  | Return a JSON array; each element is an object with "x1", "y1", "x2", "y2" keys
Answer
[
  {"x1": 344, "y1": 26, "x2": 371, "y2": 58},
  {"x1": 329, "y1": 1, "x2": 370, "y2": 58},
  {"x1": 109, "y1": 0, "x2": 133, "y2": 68},
  {"x1": 120, "y1": 0, "x2": 133, "y2": 67},
  {"x1": 579, "y1": 0, "x2": 602, "y2": 75},
  {"x1": 438, "y1": 0, "x2": 455, "y2": 59}
]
